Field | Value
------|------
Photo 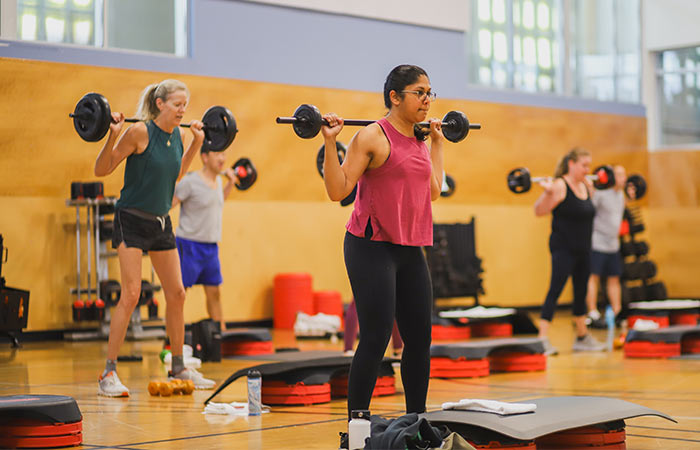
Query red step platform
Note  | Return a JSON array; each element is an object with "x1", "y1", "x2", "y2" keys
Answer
[{"x1": 430, "y1": 357, "x2": 489, "y2": 378}]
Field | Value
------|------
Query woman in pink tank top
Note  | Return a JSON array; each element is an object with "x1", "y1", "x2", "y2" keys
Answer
[{"x1": 321, "y1": 65, "x2": 445, "y2": 422}]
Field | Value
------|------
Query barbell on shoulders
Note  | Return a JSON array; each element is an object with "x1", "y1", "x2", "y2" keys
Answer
[
  {"x1": 506, "y1": 165, "x2": 616, "y2": 194},
  {"x1": 69, "y1": 92, "x2": 237, "y2": 151},
  {"x1": 277, "y1": 104, "x2": 481, "y2": 143}
]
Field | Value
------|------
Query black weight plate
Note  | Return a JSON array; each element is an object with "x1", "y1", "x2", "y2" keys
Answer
[
  {"x1": 626, "y1": 174, "x2": 647, "y2": 200},
  {"x1": 413, "y1": 124, "x2": 429, "y2": 141},
  {"x1": 442, "y1": 110, "x2": 469, "y2": 143},
  {"x1": 634, "y1": 241, "x2": 649, "y2": 256},
  {"x1": 293, "y1": 104, "x2": 323, "y2": 139},
  {"x1": 593, "y1": 165, "x2": 615, "y2": 190},
  {"x1": 73, "y1": 92, "x2": 111, "y2": 142},
  {"x1": 316, "y1": 141, "x2": 347, "y2": 178},
  {"x1": 202, "y1": 106, "x2": 237, "y2": 151},
  {"x1": 340, "y1": 185, "x2": 357, "y2": 207},
  {"x1": 440, "y1": 174, "x2": 456, "y2": 197},
  {"x1": 507, "y1": 167, "x2": 532, "y2": 194},
  {"x1": 232, "y1": 157, "x2": 257, "y2": 191}
]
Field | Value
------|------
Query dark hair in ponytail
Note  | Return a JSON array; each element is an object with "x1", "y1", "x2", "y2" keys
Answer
[{"x1": 383, "y1": 64, "x2": 428, "y2": 109}]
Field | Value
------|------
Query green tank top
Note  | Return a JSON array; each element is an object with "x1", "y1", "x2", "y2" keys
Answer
[{"x1": 115, "y1": 120, "x2": 183, "y2": 216}]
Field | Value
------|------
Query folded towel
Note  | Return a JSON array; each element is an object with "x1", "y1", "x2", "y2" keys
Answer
[
  {"x1": 294, "y1": 312, "x2": 341, "y2": 336},
  {"x1": 632, "y1": 319, "x2": 660, "y2": 331},
  {"x1": 442, "y1": 399, "x2": 536, "y2": 415},
  {"x1": 203, "y1": 401, "x2": 269, "y2": 415},
  {"x1": 439, "y1": 306, "x2": 516, "y2": 319}
]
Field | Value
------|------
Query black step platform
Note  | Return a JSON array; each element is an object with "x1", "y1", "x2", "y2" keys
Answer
[
  {"x1": 625, "y1": 324, "x2": 700, "y2": 358},
  {"x1": 430, "y1": 338, "x2": 546, "y2": 378},
  {"x1": 221, "y1": 327, "x2": 274, "y2": 356},
  {"x1": 204, "y1": 355, "x2": 398, "y2": 405},
  {"x1": 421, "y1": 396, "x2": 673, "y2": 446},
  {"x1": 0, "y1": 395, "x2": 82, "y2": 448}
]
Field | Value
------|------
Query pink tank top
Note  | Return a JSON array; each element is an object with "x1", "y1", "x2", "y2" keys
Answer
[{"x1": 346, "y1": 118, "x2": 433, "y2": 246}]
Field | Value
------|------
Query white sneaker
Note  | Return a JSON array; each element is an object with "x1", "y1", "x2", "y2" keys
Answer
[
  {"x1": 170, "y1": 367, "x2": 216, "y2": 390},
  {"x1": 98, "y1": 371, "x2": 130, "y2": 397},
  {"x1": 541, "y1": 338, "x2": 559, "y2": 356},
  {"x1": 573, "y1": 334, "x2": 606, "y2": 352},
  {"x1": 163, "y1": 352, "x2": 202, "y2": 370}
]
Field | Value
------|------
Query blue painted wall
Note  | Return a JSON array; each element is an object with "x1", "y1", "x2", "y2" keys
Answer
[{"x1": 0, "y1": 0, "x2": 644, "y2": 116}]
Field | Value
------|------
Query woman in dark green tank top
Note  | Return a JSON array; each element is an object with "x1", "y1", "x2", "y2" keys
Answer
[{"x1": 93, "y1": 79, "x2": 213, "y2": 397}]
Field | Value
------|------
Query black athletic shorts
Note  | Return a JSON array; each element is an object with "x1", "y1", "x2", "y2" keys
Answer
[{"x1": 112, "y1": 208, "x2": 176, "y2": 252}]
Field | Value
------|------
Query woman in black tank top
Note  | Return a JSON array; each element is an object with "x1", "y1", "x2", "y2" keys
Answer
[{"x1": 533, "y1": 148, "x2": 604, "y2": 355}]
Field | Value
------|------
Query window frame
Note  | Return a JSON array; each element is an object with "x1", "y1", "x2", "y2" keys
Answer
[{"x1": 1, "y1": 0, "x2": 189, "y2": 58}]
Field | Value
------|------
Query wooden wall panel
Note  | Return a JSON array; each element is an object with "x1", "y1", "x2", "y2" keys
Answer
[{"x1": 4, "y1": 57, "x2": 689, "y2": 332}]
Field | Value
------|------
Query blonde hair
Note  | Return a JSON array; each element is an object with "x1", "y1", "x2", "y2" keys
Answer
[
  {"x1": 135, "y1": 79, "x2": 189, "y2": 121},
  {"x1": 554, "y1": 147, "x2": 591, "y2": 178}
]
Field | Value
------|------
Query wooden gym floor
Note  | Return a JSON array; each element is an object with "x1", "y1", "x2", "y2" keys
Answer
[{"x1": 1, "y1": 311, "x2": 699, "y2": 450}]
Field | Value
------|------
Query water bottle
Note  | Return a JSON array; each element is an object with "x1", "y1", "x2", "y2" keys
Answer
[
  {"x1": 348, "y1": 409, "x2": 371, "y2": 450},
  {"x1": 247, "y1": 369, "x2": 262, "y2": 416},
  {"x1": 605, "y1": 305, "x2": 615, "y2": 351}
]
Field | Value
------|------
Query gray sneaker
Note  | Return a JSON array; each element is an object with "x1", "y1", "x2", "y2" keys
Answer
[
  {"x1": 541, "y1": 338, "x2": 559, "y2": 356},
  {"x1": 573, "y1": 334, "x2": 606, "y2": 352}
]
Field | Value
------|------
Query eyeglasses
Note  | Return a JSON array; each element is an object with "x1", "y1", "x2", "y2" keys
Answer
[{"x1": 401, "y1": 90, "x2": 437, "y2": 101}]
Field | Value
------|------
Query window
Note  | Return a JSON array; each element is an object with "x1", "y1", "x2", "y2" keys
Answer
[
  {"x1": 3, "y1": 0, "x2": 188, "y2": 56},
  {"x1": 17, "y1": 0, "x2": 101, "y2": 46},
  {"x1": 570, "y1": 0, "x2": 641, "y2": 103},
  {"x1": 471, "y1": 0, "x2": 561, "y2": 93},
  {"x1": 657, "y1": 46, "x2": 700, "y2": 146},
  {"x1": 468, "y1": 0, "x2": 641, "y2": 103}
]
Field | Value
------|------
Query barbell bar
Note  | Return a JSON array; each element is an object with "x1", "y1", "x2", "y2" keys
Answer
[{"x1": 277, "y1": 104, "x2": 481, "y2": 143}]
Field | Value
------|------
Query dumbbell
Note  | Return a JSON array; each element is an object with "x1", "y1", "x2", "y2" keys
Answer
[
  {"x1": 507, "y1": 165, "x2": 616, "y2": 194},
  {"x1": 221, "y1": 157, "x2": 257, "y2": 191},
  {"x1": 277, "y1": 104, "x2": 481, "y2": 142},
  {"x1": 69, "y1": 92, "x2": 237, "y2": 151}
]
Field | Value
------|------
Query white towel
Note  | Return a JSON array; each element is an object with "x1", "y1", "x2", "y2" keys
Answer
[
  {"x1": 294, "y1": 312, "x2": 341, "y2": 336},
  {"x1": 442, "y1": 399, "x2": 536, "y2": 415},
  {"x1": 632, "y1": 319, "x2": 660, "y2": 331},
  {"x1": 439, "y1": 306, "x2": 516, "y2": 319},
  {"x1": 203, "y1": 401, "x2": 269, "y2": 415}
]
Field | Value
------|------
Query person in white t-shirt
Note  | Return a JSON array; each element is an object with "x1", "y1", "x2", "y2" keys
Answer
[
  {"x1": 585, "y1": 165, "x2": 634, "y2": 327},
  {"x1": 172, "y1": 148, "x2": 238, "y2": 331}
]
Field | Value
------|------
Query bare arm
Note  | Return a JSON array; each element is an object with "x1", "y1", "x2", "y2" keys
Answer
[
  {"x1": 94, "y1": 113, "x2": 145, "y2": 177},
  {"x1": 178, "y1": 120, "x2": 205, "y2": 180},
  {"x1": 221, "y1": 166, "x2": 238, "y2": 200},
  {"x1": 534, "y1": 178, "x2": 566, "y2": 216},
  {"x1": 321, "y1": 114, "x2": 374, "y2": 202},
  {"x1": 427, "y1": 119, "x2": 445, "y2": 201}
]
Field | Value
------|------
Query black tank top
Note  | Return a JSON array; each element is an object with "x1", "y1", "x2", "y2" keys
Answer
[{"x1": 550, "y1": 180, "x2": 595, "y2": 252}]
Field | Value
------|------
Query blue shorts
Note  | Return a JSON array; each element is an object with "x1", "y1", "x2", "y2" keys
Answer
[
  {"x1": 590, "y1": 250, "x2": 623, "y2": 277},
  {"x1": 176, "y1": 237, "x2": 223, "y2": 288}
]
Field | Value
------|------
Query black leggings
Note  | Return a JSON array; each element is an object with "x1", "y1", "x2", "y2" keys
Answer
[
  {"x1": 540, "y1": 247, "x2": 590, "y2": 321},
  {"x1": 344, "y1": 232, "x2": 432, "y2": 418}
]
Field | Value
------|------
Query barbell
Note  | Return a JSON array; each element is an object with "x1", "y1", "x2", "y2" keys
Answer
[
  {"x1": 507, "y1": 165, "x2": 616, "y2": 194},
  {"x1": 277, "y1": 104, "x2": 481, "y2": 143},
  {"x1": 69, "y1": 92, "x2": 238, "y2": 151}
]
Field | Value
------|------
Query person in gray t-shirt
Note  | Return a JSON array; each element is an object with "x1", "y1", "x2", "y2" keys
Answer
[
  {"x1": 586, "y1": 165, "x2": 633, "y2": 326},
  {"x1": 172, "y1": 148, "x2": 238, "y2": 331}
]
